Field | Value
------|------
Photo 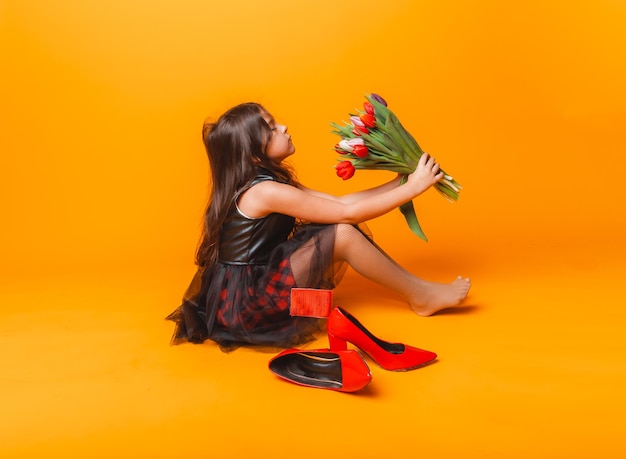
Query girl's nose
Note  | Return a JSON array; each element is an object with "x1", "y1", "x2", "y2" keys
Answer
[{"x1": 278, "y1": 124, "x2": 287, "y2": 133}]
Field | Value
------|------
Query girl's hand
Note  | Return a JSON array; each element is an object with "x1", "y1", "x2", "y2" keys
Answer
[{"x1": 405, "y1": 153, "x2": 444, "y2": 196}]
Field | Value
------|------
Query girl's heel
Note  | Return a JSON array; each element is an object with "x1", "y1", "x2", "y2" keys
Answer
[{"x1": 328, "y1": 333, "x2": 348, "y2": 351}]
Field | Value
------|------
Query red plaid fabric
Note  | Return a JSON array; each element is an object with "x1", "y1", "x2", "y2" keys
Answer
[{"x1": 216, "y1": 259, "x2": 296, "y2": 331}]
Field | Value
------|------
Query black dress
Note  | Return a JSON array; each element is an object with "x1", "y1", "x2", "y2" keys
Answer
[{"x1": 166, "y1": 169, "x2": 345, "y2": 351}]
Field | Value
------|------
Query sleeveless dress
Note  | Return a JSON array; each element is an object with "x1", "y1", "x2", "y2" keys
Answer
[{"x1": 166, "y1": 169, "x2": 346, "y2": 352}]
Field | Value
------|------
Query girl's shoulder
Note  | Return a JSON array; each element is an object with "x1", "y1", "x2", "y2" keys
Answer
[{"x1": 236, "y1": 168, "x2": 282, "y2": 199}]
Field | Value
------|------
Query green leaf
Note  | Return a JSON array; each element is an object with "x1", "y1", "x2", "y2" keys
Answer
[
  {"x1": 331, "y1": 123, "x2": 356, "y2": 138},
  {"x1": 360, "y1": 132, "x2": 399, "y2": 157},
  {"x1": 385, "y1": 113, "x2": 423, "y2": 163},
  {"x1": 399, "y1": 200, "x2": 428, "y2": 241}
]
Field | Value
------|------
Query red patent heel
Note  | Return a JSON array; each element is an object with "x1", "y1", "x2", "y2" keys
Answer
[
  {"x1": 327, "y1": 332, "x2": 348, "y2": 351},
  {"x1": 327, "y1": 307, "x2": 437, "y2": 371}
]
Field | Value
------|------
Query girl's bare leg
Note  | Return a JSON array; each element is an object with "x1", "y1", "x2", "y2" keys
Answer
[{"x1": 333, "y1": 224, "x2": 471, "y2": 316}]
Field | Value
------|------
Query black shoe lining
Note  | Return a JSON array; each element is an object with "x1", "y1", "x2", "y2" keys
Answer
[
  {"x1": 270, "y1": 351, "x2": 343, "y2": 389},
  {"x1": 338, "y1": 307, "x2": 405, "y2": 354}
]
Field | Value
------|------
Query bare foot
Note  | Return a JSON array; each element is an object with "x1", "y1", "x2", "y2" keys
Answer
[{"x1": 410, "y1": 276, "x2": 471, "y2": 316}]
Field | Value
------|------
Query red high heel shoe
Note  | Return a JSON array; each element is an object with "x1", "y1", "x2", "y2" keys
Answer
[
  {"x1": 268, "y1": 348, "x2": 372, "y2": 392},
  {"x1": 327, "y1": 307, "x2": 437, "y2": 371}
]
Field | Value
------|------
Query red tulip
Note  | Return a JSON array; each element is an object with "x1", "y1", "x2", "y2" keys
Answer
[
  {"x1": 352, "y1": 144, "x2": 368, "y2": 158},
  {"x1": 350, "y1": 116, "x2": 369, "y2": 135},
  {"x1": 359, "y1": 113, "x2": 376, "y2": 128},
  {"x1": 334, "y1": 144, "x2": 347, "y2": 155},
  {"x1": 335, "y1": 160, "x2": 355, "y2": 180},
  {"x1": 352, "y1": 125, "x2": 369, "y2": 136},
  {"x1": 363, "y1": 101, "x2": 374, "y2": 115}
]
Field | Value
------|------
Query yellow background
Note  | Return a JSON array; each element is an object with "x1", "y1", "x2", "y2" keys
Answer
[{"x1": 2, "y1": 0, "x2": 625, "y2": 457}]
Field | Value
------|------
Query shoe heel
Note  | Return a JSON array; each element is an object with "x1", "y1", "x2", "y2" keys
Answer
[
  {"x1": 329, "y1": 306, "x2": 438, "y2": 371},
  {"x1": 328, "y1": 333, "x2": 348, "y2": 351}
]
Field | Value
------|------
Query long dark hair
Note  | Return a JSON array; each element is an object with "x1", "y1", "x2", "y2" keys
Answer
[{"x1": 195, "y1": 102, "x2": 296, "y2": 267}]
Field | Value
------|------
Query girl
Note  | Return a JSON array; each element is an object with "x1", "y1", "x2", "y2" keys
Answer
[{"x1": 167, "y1": 102, "x2": 470, "y2": 351}]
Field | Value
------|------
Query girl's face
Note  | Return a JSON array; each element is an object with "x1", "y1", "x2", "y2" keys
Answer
[{"x1": 262, "y1": 112, "x2": 295, "y2": 163}]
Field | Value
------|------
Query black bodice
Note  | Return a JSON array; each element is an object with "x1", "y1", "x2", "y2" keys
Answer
[{"x1": 218, "y1": 172, "x2": 295, "y2": 265}]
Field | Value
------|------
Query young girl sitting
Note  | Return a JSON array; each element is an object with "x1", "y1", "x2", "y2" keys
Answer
[{"x1": 167, "y1": 102, "x2": 471, "y2": 351}]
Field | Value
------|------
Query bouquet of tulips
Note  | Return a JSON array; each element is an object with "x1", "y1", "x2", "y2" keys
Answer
[{"x1": 331, "y1": 93, "x2": 462, "y2": 241}]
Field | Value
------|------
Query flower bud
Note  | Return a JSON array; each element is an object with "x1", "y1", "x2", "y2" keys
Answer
[
  {"x1": 359, "y1": 113, "x2": 376, "y2": 128},
  {"x1": 352, "y1": 144, "x2": 368, "y2": 158},
  {"x1": 334, "y1": 143, "x2": 347, "y2": 154},
  {"x1": 352, "y1": 125, "x2": 369, "y2": 136},
  {"x1": 335, "y1": 160, "x2": 355, "y2": 180},
  {"x1": 338, "y1": 139, "x2": 349, "y2": 151},
  {"x1": 345, "y1": 138, "x2": 365, "y2": 147},
  {"x1": 371, "y1": 93, "x2": 388, "y2": 107},
  {"x1": 350, "y1": 116, "x2": 365, "y2": 127}
]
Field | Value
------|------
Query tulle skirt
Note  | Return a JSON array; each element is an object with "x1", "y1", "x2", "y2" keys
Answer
[{"x1": 166, "y1": 223, "x2": 347, "y2": 352}]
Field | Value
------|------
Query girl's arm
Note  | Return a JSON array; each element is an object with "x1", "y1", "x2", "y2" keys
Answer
[
  {"x1": 297, "y1": 174, "x2": 403, "y2": 205},
  {"x1": 239, "y1": 154, "x2": 443, "y2": 224}
]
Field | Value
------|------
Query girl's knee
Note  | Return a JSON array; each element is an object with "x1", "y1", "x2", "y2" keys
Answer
[
  {"x1": 334, "y1": 223, "x2": 364, "y2": 245},
  {"x1": 336, "y1": 223, "x2": 358, "y2": 233}
]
